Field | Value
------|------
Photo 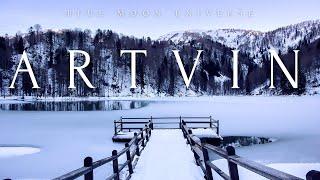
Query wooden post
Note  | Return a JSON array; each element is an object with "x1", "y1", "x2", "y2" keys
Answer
[
  {"x1": 181, "y1": 120, "x2": 186, "y2": 138},
  {"x1": 112, "y1": 150, "x2": 120, "y2": 180},
  {"x1": 84, "y1": 157, "x2": 93, "y2": 180},
  {"x1": 307, "y1": 170, "x2": 320, "y2": 180},
  {"x1": 120, "y1": 116, "x2": 123, "y2": 131},
  {"x1": 134, "y1": 132, "x2": 140, "y2": 156},
  {"x1": 216, "y1": 120, "x2": 220, "y2": 135},
  {"x1": 150, "y1": 116, "x2": 154, "y2": 129},
  {"x1": 179, "y1": 116, "x2": 182, "y2": 128},
  {"x1": 148, "y1": 121, "x2": 152, "y2": 136},
  {"x1": 145, "y1": 125, "x2": 149, "y2": 141},
  {"x1": 202, "y1": 146, "x2": 214, "y2": 180},
  {"x1": 149, "y1": 120, "x2": 153, "y2": 130},
  {"x1": 209, "y1": 116, "x2": 212, "y2": 128},
  {"x1": 114, "y1": 120, "x2": 117, "y2": 135},
  {"x1": 141, "y1": 128, "x2": 145, "y2": 147},
  {"x1": 226, "y1": 146, "x2": 239, "y2": 180},
  {"x1": 125, "y1": 143, "x2": 134, "y2": 174}
]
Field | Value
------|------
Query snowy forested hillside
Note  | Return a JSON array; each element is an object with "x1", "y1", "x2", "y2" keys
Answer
[
  {"x1": 1, "y1": 20, "x2": 320, "y2": 97},
  {"x1": 159, "y1": 20, "x2": 320, "y2": 58}
]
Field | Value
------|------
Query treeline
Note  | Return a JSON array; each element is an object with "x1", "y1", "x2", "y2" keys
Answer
[{"x1": 0, "y1": 25, "x2": 315, "y2": 97}]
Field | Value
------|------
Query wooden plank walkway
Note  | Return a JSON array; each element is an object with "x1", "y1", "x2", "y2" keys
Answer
[{"x1": 131, "y1": 129, "x2": 204, "y2": 180}]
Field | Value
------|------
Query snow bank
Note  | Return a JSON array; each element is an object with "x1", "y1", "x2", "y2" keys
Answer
[{"x1": 191, "y1": 128, "x2": 222, "y2": 139}]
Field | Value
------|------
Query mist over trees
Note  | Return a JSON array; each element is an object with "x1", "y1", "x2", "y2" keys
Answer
[{"x1": 0, "y1": 24, "x2": 318, "y2": 98}]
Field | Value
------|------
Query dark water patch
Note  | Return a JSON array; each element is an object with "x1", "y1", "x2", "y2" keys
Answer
[
  {"x1": 209, "y1": 136, "x2": 276, "y2": 160},
  {"x1": 221, "y1": 136, "x2": 276, "y2": 148},
  {"x1": 0, "y1": 100, "x2": 149, "y2": 111}
]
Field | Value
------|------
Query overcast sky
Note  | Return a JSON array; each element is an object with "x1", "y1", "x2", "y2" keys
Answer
[{"x1": 1, "y1": 0, "x2": 320, "y2": 39}]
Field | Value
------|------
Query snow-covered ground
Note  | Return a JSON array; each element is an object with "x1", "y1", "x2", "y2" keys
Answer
[{"x1": 0, "y1": 96, "x2": 319, "y2": 179}]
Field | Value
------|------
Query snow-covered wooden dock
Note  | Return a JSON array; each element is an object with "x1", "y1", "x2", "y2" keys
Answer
[
  {"x1": 53, "y1": 116, "x2": 319, "y2": 180},
  {"x1": 131, "y1": 129, "x2": 204, "y2": 180}
]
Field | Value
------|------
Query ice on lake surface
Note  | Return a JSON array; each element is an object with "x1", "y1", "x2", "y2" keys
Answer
[
  {"x1": 0, "y1": 96, "x2": 319, "y2": 179},
  {"x1": 0, "y1": 146, "x2": 40, "y2": 158}
]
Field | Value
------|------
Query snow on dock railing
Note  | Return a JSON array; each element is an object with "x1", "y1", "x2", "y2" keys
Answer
[
  {"x1": 114, "y1": 116, "x2": 219, "y2": 135},
  {"x1": 52, "y1": 122, "x2": 153, "y2": 180},
  {"x1": 181, "y1": 120, "x2": 320, "y2": 180}
]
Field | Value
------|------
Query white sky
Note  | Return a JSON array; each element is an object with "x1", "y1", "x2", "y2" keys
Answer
[{"x1": 0, "y1": 0, "x2": 320, "y2": 39}]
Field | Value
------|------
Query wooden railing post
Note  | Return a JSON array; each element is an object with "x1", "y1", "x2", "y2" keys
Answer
[
  {"x1": 226, "y1": 146, "x2": 239, "y2": 180},
  {"x1": 114, "y1": 120, "x2": 117, "y2": 135},
  {"x1": 149, "y1": 120, "x2": 153, "y2": 130},
  {"x1": 179, "y1": 116, "x2": 182, "y2": 128},
  {"x1": 125, "y1": 143, "x2": 134, "y2": 175},
  {"x1": 217, "y1": 120, "x2": 220, "y2": 135},
  {"x1": 148, "y1": 121, "x2": 152, "y2": 136},
  {"x1": 202, "y1": 146, "x2": 214, "y2": 180},
  {"x1": 84, "y1": 157, "x2": 93, "y2": 180},
  {"x1": 182, "y1": 120, "x2": 187, "y2": 138},
  {"x1": 120, "y1": 116, "x2": 123, "y2": 131},
  {"x1": 209, "y1": 116, "x2": 212, "y2": 128},
  {"x1": 148, "y1": 121, "x2": 153, "y2": 136},
  {"x1": 134, "y1": 132, "x2": 140, "y2": 156},
  {"x1": 307, "y1": 170, "x2": 320, "y2": 180},
  {"x1": 141, "y1": 128, "x2": 145, "y2": 147},
  {"x1": 112, "y1": 150, "x2": 120, "y2": 180},
  {"x1": 145, "y1": 125, "x2": 149, "y2": 142}
]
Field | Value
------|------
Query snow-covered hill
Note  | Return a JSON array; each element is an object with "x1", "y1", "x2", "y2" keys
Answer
[{"x1": 159, "y1": 20, "x2": 320, "y2": 58}]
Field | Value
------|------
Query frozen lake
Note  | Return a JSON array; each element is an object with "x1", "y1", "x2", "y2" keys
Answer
[{"x1": 0, "y1": 96, "x2": 319, "y2": 179}]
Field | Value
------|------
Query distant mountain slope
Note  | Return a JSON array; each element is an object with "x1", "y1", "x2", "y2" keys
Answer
[{"x1": 159, "y1": 20, "x2": 320, "y2": 58}]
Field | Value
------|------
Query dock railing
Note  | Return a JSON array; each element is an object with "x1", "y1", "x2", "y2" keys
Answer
[
  {"x1": 53, "y1": 122, "x2": 153, "y2": 180},
  {"x1": 114, "y1": 116, "x2": 219, "y2": 135},
  {"x1": 181, "y1": 120, "x2": 320, "y2": 180}
]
